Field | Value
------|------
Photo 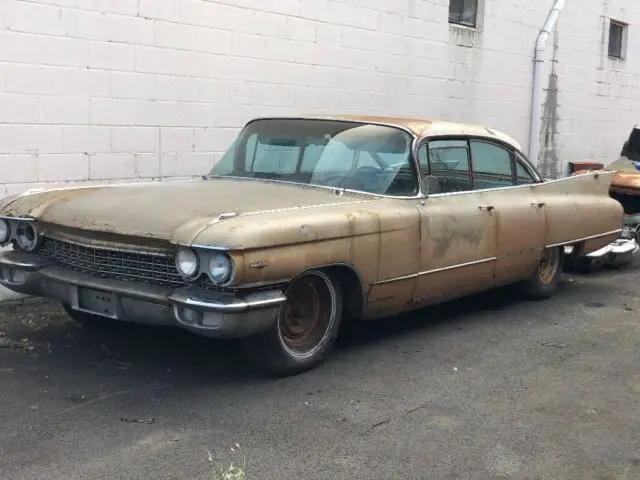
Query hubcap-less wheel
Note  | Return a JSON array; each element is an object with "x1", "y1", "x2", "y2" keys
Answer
[
  {"x1": 278, "y1": 272, "x2": 337, "y2": 359},
  {"x1": 241, "y1": 269, "x2": 343, "y2": 376},
  {"x1": 538, "y1": 247, "x2": 560, "y2": 285},
  {"x1": 521, "y1": 246, "x2": 563, "y2": 300}
]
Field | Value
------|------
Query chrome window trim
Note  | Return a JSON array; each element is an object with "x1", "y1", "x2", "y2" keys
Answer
[
  {"x1": 421, "y1": 171, "x2": 601, "y2": 198},
  {"x1": 211, "y1": 117, "x2": 425, "y2": 200},
  {"x1": 427, "y1": 182, "x2": 532, "y2": 198},
  {"x1": 205, "y1": 174, "x2": 421, "y2": 199},
  {"x1": 514, "y1": 151, "x2": 541, "y2": 183},
  {"x1": 414, "y1": 133, "x2": 545, "y2": 194}
]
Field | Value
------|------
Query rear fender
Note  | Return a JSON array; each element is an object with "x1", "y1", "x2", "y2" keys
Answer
[{"x1": 532, "y1": 171, "x2": 622, "y2": 253}]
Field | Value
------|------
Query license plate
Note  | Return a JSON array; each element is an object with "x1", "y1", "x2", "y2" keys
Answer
[{"x1": 77, "y1": 288, "x2": 116, "y2": 318}]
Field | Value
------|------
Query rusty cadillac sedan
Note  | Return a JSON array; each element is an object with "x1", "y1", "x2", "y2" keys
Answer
[{"x1": 0, "y1": 115, "x2": 624, "y2": 375}]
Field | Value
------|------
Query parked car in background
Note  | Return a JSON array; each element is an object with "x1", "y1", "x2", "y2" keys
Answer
[
  {"x1": 567, "y1": 125, "x2": 640, "y2": 271},
  {"x1": 0, "y1": 115, "x2": 624, "y2": 375}
]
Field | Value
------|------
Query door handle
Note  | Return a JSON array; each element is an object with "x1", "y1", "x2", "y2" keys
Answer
[
  {"x1": 478, "y1": 205, "x2": 495, "y2": 212},
  {"x1": 530, "y1": 201, "x2": 545, "y2": 208}
]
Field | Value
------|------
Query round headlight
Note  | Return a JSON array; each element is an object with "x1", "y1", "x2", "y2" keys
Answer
[
  {"x1": 176, "y1": 247, "x2": 199, "y2": 279},
  {"x1": 208, "y1": 253, "x2": 233, "y2": 284},
  {"x1": 0, "y1": 219, "x2": 9, "y2": 243},
  {"x1": 15, "y1": 222, "x2": 40, "y2": 252}
]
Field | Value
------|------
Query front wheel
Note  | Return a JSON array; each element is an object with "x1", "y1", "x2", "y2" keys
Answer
[
  {"x1": 520, "y1": 247, "x2": 564, "y2": 300},
  {"x1": 242, "y1": 270, "x2": 343, "y2": 376}
]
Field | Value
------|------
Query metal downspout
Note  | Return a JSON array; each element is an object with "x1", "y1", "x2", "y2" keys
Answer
[{"x1": 528, "y1": 0, "x2": 567, "y2": 169}]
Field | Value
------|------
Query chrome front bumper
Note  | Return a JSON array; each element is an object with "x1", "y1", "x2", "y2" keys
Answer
[{"x1": 0, "y1": 250, "x2": 285, "y2": 339}]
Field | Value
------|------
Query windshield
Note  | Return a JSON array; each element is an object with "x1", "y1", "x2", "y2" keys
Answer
[{"x1": 209, "y1": 119, "x2": 419, "y2": 196}]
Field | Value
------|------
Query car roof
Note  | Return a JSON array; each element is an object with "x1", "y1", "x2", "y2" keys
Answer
[{"x1": 256, "y1": 114, "x2": 524, "y2": 153}]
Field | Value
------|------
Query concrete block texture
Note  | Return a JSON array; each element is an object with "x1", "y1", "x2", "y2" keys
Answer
[{"x1": 0, "y1": 0, "x2": 638, "y2": 195}]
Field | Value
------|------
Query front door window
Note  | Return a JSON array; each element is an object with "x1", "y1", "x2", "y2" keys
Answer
[{"x1": 427, "y1": 139, "x2": 473, "y2": 193}]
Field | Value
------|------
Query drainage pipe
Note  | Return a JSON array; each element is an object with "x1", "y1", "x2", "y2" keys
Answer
[{"x1": 528, "y1": 0, "x2": 566, "y2": 168}]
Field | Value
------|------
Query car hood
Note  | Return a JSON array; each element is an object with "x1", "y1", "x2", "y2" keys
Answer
[{"x1": 0, "y1": 178, "x2": 377, "y2": 245}]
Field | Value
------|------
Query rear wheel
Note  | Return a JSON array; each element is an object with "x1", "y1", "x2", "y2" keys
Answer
[
  {"x1": 520, "y1": 247, "x2": 564, "y2": 300},
  {"x1": 242, "y1": 270, "x2": 343, "y2": 376}
]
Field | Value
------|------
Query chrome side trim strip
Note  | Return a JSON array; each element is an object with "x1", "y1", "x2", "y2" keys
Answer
[
  {"x1": 0, "y1": 215, "x2": 35, "y2": 222},
  {"x1": 372, "y1": 257, "x2": 497, "y2": 286},
  {"x1": 546, "y1": 229, "x2": 622, "y2": 248}
]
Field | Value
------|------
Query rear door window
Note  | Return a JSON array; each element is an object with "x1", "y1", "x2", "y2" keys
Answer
[{"x1": 470, "y1": 140, "x2": 515, "y2": 189}]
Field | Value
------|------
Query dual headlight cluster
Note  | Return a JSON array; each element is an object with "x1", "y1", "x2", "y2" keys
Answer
[
  {"x1": 175, "y1": 246, "x2": 234, "y2": 285},
  {"x1": 0, "y1": 218, "x2": 42, "y2": 252}
]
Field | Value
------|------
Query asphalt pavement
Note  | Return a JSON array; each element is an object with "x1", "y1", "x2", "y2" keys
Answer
[{"x1": 1, "y1": 266, "x2": 639, "y2": 480}]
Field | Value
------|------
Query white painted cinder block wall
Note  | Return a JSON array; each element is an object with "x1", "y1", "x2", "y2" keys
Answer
[{"x1": 0, "y1": 0, "x2": 639, "y2": 301}]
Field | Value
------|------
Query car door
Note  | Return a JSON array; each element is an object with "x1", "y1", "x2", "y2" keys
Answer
[
  {"x1": 412, "y1": 139, "x2": 499, "y2": 305},
  {"x1": 470, "y1": 139, "x2": 546, "y2": 283}
]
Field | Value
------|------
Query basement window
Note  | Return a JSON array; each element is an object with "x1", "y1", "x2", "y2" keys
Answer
[
  {"x1": 449, "y1": 0, "x2": 478, "y2": 28},
  {"x1": 608, "y1": 20, "x2": 628, "y2": 60}
]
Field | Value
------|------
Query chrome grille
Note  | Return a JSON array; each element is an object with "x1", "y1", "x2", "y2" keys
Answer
[{"x1": 39, "y1": 237, "x2": 213, "y2": 289}]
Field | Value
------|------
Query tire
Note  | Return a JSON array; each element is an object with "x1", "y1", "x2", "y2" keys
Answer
[
  {"x1": 520, "y1": 247, "x2": 564, "y2": 300},
  {"x1": 242, "y1": 270, "x2": 344, "y2": 376},
  {"x1": 62, "y1": 303, "x2": 119, "y2": 330}
]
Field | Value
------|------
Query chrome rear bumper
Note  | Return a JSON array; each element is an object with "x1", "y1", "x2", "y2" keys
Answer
[
  {"x1": 0, "y1": 250, "x2": 285, "y2": 339},
  {"x1": 565, "y1": 238, "x2": 640, "y2": 271}
]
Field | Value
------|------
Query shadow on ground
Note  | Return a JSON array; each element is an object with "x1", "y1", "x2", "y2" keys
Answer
[
  {"x1": 0, "y1": 268, "x2": 623, "y2": 389},
  {"x1": 1, "y1": 265, "x2": 639, "y2": 480}
]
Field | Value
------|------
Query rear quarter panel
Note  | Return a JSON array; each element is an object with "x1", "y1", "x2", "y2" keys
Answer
[{"x1": 531, "y1": 171, "x2": 623, "y2": 253}]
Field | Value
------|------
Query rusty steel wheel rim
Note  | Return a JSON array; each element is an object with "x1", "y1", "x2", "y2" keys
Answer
[
  {"x1": 279, "y1": 273, "x2": 334, "y2": 357},
  {"x1": 538, "y1": 248, "x2": 560, "y2": 285}
]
